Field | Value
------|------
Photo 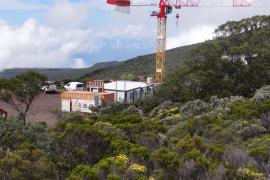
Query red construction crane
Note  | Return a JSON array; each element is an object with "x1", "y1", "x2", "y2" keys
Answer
[{"x1": 107, "y1": 0, "x2": 252, "y2": 82}]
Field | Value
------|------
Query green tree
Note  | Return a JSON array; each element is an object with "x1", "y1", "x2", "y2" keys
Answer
[
  {"x1": 0, "y1": 149, "x2": 57, "y2": 179},
  {"x1": 121, "y1": 73, "x2": 136, "y2": 81},
  {"x1": 158, "y1": 15, "x2": 270, "y2": 101},
  {"x1": 67, "y1": 165, "x2": 98, "y2": 180},
  {"x1": 0, "y1": 71, "x2": 47, "y2": 124}
]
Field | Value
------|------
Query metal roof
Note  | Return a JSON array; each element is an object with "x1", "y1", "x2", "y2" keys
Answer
[{"x1": 104, "y1": 81, "x2": 148, "y2": 91}]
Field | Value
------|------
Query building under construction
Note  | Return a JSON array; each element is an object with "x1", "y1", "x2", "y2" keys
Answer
[{"x1": 60, "y1": 79, "x2": 157, "y2": 113}]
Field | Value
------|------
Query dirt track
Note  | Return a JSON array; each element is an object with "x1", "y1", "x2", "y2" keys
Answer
[{"x1": 0, "y1": 93, "x2": 61, "y2": 126}]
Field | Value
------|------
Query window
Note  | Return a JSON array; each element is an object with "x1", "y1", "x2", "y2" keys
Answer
[
  {"x1": 129, "y1": 92, "x2": 134, "y2": 100},
  {"x1": 134, "y1": 90, "x2": 138, "y2": 99},
  {"x1": 77, "y1": 84, "x2": 83, "y2": 88}
]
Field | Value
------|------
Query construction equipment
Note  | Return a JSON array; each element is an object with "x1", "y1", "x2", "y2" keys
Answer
[
  {"x1": 106, "y1": 0, "x2": 252, "y2": 82},
  {"x1": 150, "y1": 0, "x2": 200, "y2": 82}
]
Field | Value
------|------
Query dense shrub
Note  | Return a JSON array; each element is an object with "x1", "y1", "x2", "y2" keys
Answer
[
  {"x1": 0, "y1": 149, "x2": 57, "y2": 179},
  {"x1": 67, "y1": 165, "x2": 98, "y2": 180},
  {"x1": 98, "y1": 113, "x2": 142, "y2": 125},
  {"x1": 252, "y1": 85, "x2": 270, "y2": 102}
]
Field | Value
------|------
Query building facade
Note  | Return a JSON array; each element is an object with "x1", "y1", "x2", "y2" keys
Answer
[
  {"x1": 103, "y1": 81, "x2": 156, "y2": 103},
  {"x1": 61, "y1": 91, "x2": 114, "y2": 113},
  {"x1": 86, "y1": 80, "x2": 158, "y2": 103}
]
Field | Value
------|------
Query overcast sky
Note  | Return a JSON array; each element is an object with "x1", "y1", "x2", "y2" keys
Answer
[{"x1": 0, "y1": 0, "x2": 269, "y2": 70}]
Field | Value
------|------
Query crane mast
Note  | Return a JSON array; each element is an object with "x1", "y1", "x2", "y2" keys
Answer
[
  {"x1": 154, "y1": 0, "x2": 167, "y2": 82},
  {"x1": 156, "y1": 17, "x2": 167, "y2": 82},
  {"x1": 152, "y1": 0, "x2": 197, "y2": 82}
]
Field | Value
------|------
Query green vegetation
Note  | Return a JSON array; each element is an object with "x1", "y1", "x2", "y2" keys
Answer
[
  {"x1": 121, "y1": 73, "x2": 136, "y2": 81},
  {"x1": 0, "y1": 15, "x2": 270, "y2": 179},
  {"x1": 158, "y1": 15, "x2": 270, "y2": 102},
  {"x1": 0, "y1": 92, "x2": 270, "y2": 179},
  {"x1": 0, "y1": 71, "x2": 47, "y2": 124}
]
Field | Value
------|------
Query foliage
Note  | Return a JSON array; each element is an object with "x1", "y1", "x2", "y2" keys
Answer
[
  {"x1": 0, "y1": 15, "x2": 270, "y2": 179},
  {"x1": 67, "y1": 165, "x2": 98, "y2": 180},
  {"x1": 122, "y1": 105, "x2": 142, "y2": 115},
  {"x1": 252, "y1": 85, "x2": 270, "y2": 102},
  {"x1": 0, "y1": 149, "x2": 57, "y2": 179},
  {"x1": 0, "y1": 89, "x2": 269, "y2": 179},
  {"x1": 158, "y1": 15, "x2": 270, "y2": 102},
  {"x1": 120, "y1": 73, "x2": 136, "y2": 81},
  {"x1": 0, "y1": 118, "x2": 54, "y2": 152},
  {"x1": 237, "y1": 166, "x2": 266, "y2": 180},
  {"x1": 0, "y1": 71, "x2": 47, "y2": 124},
  {"x1": 98, "y1": 113, "x2": 142, "y2": 125},
  {"x1": 97, "y1": 102, "x2": 130, "y2": 115},
  {"x1": 51, "y1": 118, "x2": 113, "y2": 176}
]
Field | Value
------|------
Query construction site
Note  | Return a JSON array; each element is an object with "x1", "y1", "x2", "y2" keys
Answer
[
  {"x1": 59, "y1": 0, "x2": 255, "y2": 113},
  {"x1": 0, "y1": 0, "x2": 266, "y2": 123},
  {"x1": 1, "y1": 0, "x2": 270, "y2": 179}
]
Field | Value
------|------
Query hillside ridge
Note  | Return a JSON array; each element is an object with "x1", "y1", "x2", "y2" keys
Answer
[{"x1": 0, "y1": 44, "x2": 198, "y2": 80}]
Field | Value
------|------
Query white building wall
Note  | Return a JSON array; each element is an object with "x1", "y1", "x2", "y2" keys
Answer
[
  {"x1": 72, "y1": 99, "x2": 95, "y2": 113},
  {"x1": 61, "y1": 98, "x2": 98, "y2": 113},
  {"x1": 105, "y1": 90, "x2": 125, "y2": 102},
  {"x1": 104, "y1": 85, "x2": 155, "y2": 103},
  {"x1": 62, "y1": 99, "x2": 70, "y2": 112}
]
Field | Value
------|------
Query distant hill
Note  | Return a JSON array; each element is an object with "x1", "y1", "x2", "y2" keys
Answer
[
  {"x1": 81, "y1": 44, "x2": 198, "y2": 80},
  {"x1": 0, "y1": 61, "x2": 120, "y2": 80},
  {"x1": 0, "y1": 44, "x2": 198, "y2": 80}
]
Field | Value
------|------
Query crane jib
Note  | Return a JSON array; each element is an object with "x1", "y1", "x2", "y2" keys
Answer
[{"x1": 107, "y1": 0, "x2": 131, "y2": 6}]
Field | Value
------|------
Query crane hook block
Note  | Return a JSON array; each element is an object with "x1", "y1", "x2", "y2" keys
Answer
[{"x1": 176, "y1": 14, "x2": 180, "y2": 26}]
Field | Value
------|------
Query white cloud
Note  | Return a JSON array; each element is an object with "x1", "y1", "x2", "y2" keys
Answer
[
  {"x1": 167, "y1": 25, "x2": 215, "y2": 50},
  {"x1": 44, "y1": 0, "x2": 89, "y2": 28},
  {"x1": 0, "y1": 0, "x2": 269, "y2": 71},
  {"x1": 0, "y1": 7, "x2": 152, "y2": 71},
  {"x1": 73, "y1": 58, "x2": 87, "y2": 68},
  {"x1": 0, "y1": 18, "x2": 103, "y2": 71}
]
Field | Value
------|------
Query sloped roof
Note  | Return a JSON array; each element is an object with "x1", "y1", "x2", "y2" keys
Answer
[
  {"x1": 0, "y1": 109, "x2": 7, "y2": 117},
  {"x1": 104, "y1": 81, "x2": 148, "y2": 91},
  {"x1": 0, "y1": 109, "x2": 7, "y2": 113}
]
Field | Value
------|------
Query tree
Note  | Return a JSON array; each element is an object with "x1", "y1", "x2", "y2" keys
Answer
[
  {"x1": 0, "y1": 149, "x2": 57, "y2": 179},
  {"x1": 67, "y1": 165, "x2": 98, "y2": 180},
  {"x1": 0, "y1": 71, "x2": 47, "y2": 124},
  {"x1": 158, "y1": 15, "x2": 270, "y2": 102},
  {"x1": 121, "y1": 73, "x2": 136, "y2": 81}
]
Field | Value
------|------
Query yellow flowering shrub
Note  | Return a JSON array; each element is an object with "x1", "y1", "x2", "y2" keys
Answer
[
  {"x1": 129, "y1": 164, "x2": 147, "y2": 173},
  {"x1": 237, "y1": 167, "x2": 266, "y2": 180},
  {"x1": 93, "y1": 121, "x2": 113, "y2": 128},
  {"x1": 114, "y1": 154, "x2": 129, "y2": 166},
  {"x1": 156, "y1": 107, "x2": 180, "y2": 119}
]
